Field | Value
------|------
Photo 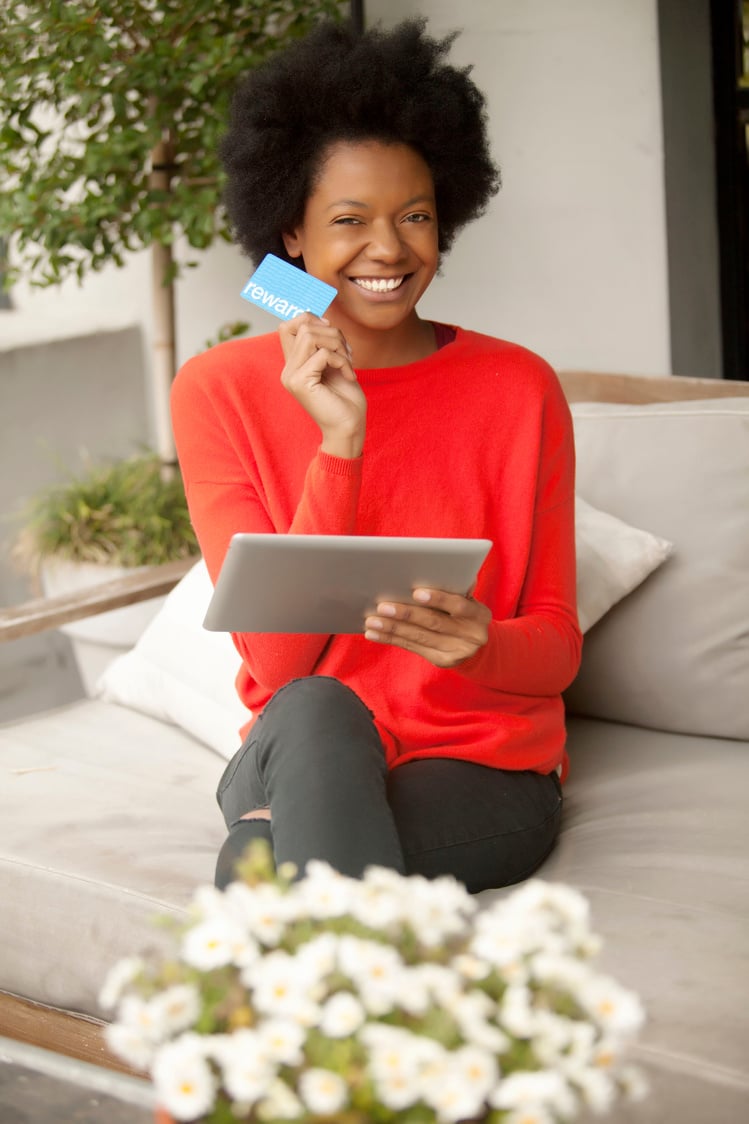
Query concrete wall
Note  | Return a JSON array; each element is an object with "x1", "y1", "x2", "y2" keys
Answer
[
  {"x1": 366, "y1": 0, "x2": 671, "y2": 374},
  {"x1": 0, "y1": 327, "x2": 149, "y2": 603}
]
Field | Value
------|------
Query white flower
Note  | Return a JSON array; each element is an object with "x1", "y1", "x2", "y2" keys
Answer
[
  {"x1": 337, "y1": 935, "x2": 406, "y2": 1015},
  {"x1": 152, "y1": 1036, "x2": 216, "y2": 1122},
  {"x1": 503, "y1": 1108, "x2": 555, "y2": 1124},
  {"x1": 295, "y1": 860, "x2": 356, "y2": 919},
  {"x1": 99, "y1": 957, "x2": 144, "y2": 1010},
  {"x1": 451, "y1": 952, "x2": 491, "y2": 981},
  {"x1": 104, "y1": 1022, "x2": 155, "y2": 1072},
  {"x1": 402, "y1": 874, "x2": 475, "y2": 946},
  {"x1": 371, "y1": 1069, "x2": 419, "y2": 1111},
  {"x1": 490, "y1": 1069, "x2": 574, "y2": 1114},
  {"x1": 215, "y1": 1028, "x2": 275, "y2": 1104},
  {"x1": 295, "y1": 932, "x2": 340, "y2": 981},
  {"x1": 257, "y1": 1017, "x2": 306, "y2": 1066},
  {"x1": 226, "y1": 881, "x2": 296, "y2": 947},
  {"x1": 319, "y1": 991, "x2": 366, "y2": 1037},
  {"x1": 150, "y1": 985, "x2": 201, "y2": 1036},
  {"x1": 452, "y1": 992, "x2": 509, "y2": 1054},
  {"x1": 421, "y1": 1064, "x2": 487, "y2": 1124},
  {"x1": 298, "y1": 1068, "x2": 348, "y2": 1114},
  {"x1": 192, "y1": 883, "x2": 232, "y2": 920},
  {"x1": 499, "y1": 985, "x2": 537, "y2": 1038},
  {"x1": 413, "y1": 963, "x2": 464, "y2": 1006},
  {"x1": 244, "y1": 949, "x2": 321, "y2": 1025},
  {"x1": 577, "y1": 975, "x2": 646, "y2": 1037},
  {"x1": 119, "y1": 995, "x2": 169, "y2": 1044},
  {"x1": 363, "y1": 1023, "x2": 443, "y2": 1082},
  {"x1": 348, "y1": 878, "x2": 405, "y2": 931},
  {"x1": 451, "y1": 1044, "x2": 499, "y2": 1102},
  {"x1": 529, "y1": 1009, "x2": 577, "y2": 1064},
  {"x1": 363, "y1": 1025, "x2": 442, "y2": 1110},
  {"x1": 570, "y1": 1066, "x2": 616, "y2": 1113},
  {"x1": 257, "y1": 1078, "x2": 304, "y2": 1120},
  {"x1": 181, "y1": 917, "x2": 250, "y2": 971}
]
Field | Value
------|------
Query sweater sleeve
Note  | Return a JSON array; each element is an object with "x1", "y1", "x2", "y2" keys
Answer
[
  {"x1": 171, "y1": 356, "x2": 362, "y2": 692},
  {"x1": 457, "y1": 380, "x2": 582, "y2": 695}
]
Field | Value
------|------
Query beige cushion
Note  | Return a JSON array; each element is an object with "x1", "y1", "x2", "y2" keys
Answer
[{"x1": 566, "y1": 398, "x2": 749, "y2": 740}]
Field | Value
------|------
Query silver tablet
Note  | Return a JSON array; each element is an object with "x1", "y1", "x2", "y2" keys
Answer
[{"x1": 203, "y1": 533, "x2": 493, "y2": 634}]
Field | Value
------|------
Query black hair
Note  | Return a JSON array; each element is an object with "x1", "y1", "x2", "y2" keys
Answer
[{"x1": 220, "y1": 18, "x2": 501, "y2": 266}]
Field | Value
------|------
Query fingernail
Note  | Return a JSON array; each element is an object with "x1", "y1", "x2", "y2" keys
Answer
[
  {"x1": 365, "y1": 618, "x2": 383, "y2": 630},
  {"x1": 378, "y1": 604, "x2": 396, "y2": 616},
  {"x1": 365, "y1": 629, "x2": 381, "y2": 641},
  {"x1": 413, "y1": 590, "x2": 430, "y2": 602}
]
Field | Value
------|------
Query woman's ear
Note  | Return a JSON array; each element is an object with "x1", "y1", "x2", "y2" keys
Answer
[{"x1": 282, "y1": 229, "x2": 303, "y2": 259}]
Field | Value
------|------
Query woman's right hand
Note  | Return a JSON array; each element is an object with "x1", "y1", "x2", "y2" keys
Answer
[{"x1": 279, "y1": 313, "x2": 366, "y2": 459}]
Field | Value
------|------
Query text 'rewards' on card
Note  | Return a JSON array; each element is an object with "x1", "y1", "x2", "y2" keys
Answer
[{"x1": 240, "y1": 254, "x2": 337, "y2": 321}]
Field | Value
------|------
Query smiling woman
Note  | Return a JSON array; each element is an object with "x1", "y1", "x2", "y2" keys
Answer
[{"x1": 170, "y1": 18, "x2": 582, "y2": 896}]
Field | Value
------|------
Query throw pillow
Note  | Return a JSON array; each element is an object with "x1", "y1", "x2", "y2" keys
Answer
[
  {"x1": 97, "y1": 560, "x2": 248, "y2": 760},
  {"x1": 575, "y1": 496, "x2": 672, "y2": 633}
]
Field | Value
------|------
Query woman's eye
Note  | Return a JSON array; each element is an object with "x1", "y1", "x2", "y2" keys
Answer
[
  {"x1": 404, "y1": 212, "x2": 431, "y2": 224},
  {"x1": 332, "y1": 216, "x2": 361, "y2": 226}
]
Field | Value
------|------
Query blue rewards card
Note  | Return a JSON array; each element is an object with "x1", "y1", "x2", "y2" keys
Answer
[{"x1": 240, "y1": 254, "x2": 337, "y2": 321}]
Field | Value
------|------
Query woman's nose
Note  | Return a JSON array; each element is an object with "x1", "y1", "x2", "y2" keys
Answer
[{"x1": 366, "y1": 220, "x2": 406, "y2": 262}]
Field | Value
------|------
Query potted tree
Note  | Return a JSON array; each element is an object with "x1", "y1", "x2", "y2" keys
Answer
[
  {"x1": 1, "y1": 0, "x2": 344, "y2": 681},
  {"x1": 0, "y1": 0, "x2": 344, "y2": 464}
]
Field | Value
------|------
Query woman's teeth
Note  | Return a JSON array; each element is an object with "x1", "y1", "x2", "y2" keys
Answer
[{"x1": 353, "y1": 276, "x2": 405, "y2": 292}]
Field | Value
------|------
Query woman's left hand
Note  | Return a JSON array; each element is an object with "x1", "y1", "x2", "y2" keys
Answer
[{"x1": 364, "y1": 589, "x2": 491, "y2": 668}]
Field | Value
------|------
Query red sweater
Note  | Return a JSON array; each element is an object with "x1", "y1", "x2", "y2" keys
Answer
[{"x1": 171, "y1": 327, "x2": 582, "y2": 776}]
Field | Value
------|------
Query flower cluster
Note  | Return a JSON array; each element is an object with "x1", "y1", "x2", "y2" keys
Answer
[{"x1": 101, "y1": 844, "x2": 647, "y2": 1124}]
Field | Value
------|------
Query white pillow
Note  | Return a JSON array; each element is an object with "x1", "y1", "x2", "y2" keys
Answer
[
  {"x1": 97, "y1": 505, "x2": 672, "y2": 757},
  {"x1": 96, "y1": 560, "x2": 248, "y2": 760},
  {"x1": 575, "y1": 495, "x2": 673, "y2": 633}
]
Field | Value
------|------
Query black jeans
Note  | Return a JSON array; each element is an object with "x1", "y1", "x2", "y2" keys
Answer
[{"x1": 215, "y1": 676, "x2": 562, "y2": 893}]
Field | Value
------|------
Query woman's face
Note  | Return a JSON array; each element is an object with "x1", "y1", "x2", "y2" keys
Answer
[{"x1": 282, "y1": 140, "x2": 439, "y2": 343}]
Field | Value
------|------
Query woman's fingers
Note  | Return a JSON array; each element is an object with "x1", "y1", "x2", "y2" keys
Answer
[
  {"x1": 278, "y1": 314, "x2": 365, "y2": 447},
  {"x1": 280, "y1": 313, "x2": 353, "y2": 376},
  {"x1": 363, "y1": 590, "x2": 491, "y2": 668}
]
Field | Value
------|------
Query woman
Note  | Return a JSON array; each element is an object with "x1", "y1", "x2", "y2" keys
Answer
[{"x1": 171, "y1": 18, "x2": 582, "y2": 893}]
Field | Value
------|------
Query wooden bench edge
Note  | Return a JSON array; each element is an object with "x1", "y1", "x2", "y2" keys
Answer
[{"x1": 0, "y1": 557, "x2": 195, "y2": 643}]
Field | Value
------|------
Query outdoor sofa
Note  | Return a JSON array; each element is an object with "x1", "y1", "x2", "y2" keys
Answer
[{"x1": 0, "y1": 369, "x2": 747, "y2": 1124}]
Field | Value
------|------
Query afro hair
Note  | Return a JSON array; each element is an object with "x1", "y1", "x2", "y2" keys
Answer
[{"x1": 220, "y1": 18, "x2": 501, "y2": 267}]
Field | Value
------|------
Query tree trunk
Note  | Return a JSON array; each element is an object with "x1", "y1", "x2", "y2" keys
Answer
[
  {"x1": 151, "y1": 238, "x2": 176, "y2": 464},
  {"x1": 149, "y1": 134, "x2": 177, "y2": 466}
]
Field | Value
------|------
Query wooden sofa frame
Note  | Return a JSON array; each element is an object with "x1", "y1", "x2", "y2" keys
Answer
[{"x1": 1, "y1": 369, "x2": 748, "y2": 1073}]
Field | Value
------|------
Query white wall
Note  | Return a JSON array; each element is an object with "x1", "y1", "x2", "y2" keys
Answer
[
  {"x1": 367, "y1": 0, "x2": 670, "y2": 374},
  {"x1": 1, "y1": 0, "x2": 670, "y2": 381}
]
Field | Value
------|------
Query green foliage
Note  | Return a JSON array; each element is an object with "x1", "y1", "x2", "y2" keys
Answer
[
  {"x1": 0, "y1": 0, "x2": 344, "y2": 288},
  {"x1": 17, "y1": 453, "x2": 200, "y2": 567}
]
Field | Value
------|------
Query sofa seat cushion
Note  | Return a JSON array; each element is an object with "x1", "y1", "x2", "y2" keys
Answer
[
  {"x1": 527, "y1": 717, "x2": 749, "y2": 1121},
  {"x1": 0, "y1": 700, "x2": 225, "y2": 1018}
]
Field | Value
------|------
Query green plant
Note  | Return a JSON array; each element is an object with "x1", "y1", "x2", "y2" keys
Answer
[
  {"x1": 16, "y1": 453, "x2": 199, "y2": 568},
  {"x1": 0, "y1": 0, "x2": 344, "y2": 460},
  {"x1": 102, "y1": 842, "x2": 647, "y2": 1124}
]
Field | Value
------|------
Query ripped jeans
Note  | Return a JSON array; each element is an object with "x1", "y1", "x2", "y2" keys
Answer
[{"x1": 215, "y1": 676, "x2": 562, "y2": 893}]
